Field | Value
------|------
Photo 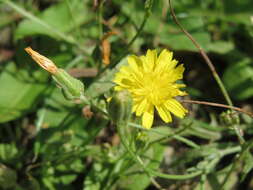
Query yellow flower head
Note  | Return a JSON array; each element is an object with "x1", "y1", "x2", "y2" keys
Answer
[{"x1": 113, "y1": 49, "x2": 188, "y2": 129}]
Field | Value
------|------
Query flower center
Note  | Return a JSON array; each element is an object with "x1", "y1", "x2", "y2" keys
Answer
[{"x1": 141, "y1": 72, "x2": 169, "y2": 105}]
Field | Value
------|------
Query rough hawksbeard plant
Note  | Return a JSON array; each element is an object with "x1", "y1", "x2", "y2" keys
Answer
[{"x1": 113, "y1": 49, "x2": 188, "y2": 129}]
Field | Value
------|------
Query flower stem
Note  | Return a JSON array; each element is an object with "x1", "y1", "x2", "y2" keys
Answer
[
  {"x1": 167, "y1": 0, "x2": 248, "y2": 144},
  {"x1": 118, "y1": 123, "x2": 243, "y2": 183},
  {"x1": 117, "y1": 123, "x2": 202, "y2": 180},
  {"x1": 168, "y1": 0, "x2": 246, "y2": 144},
  {"x1": 168, "y1": 0, "x2": 233, "y2": 107}
]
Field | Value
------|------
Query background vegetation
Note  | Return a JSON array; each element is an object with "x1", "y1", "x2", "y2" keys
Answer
[{"x1": 0, "y1": 0, "x2": 253, "y2": 189}]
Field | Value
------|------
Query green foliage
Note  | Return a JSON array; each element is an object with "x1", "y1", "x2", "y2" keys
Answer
[
  {"x1": 0, "y1": 164, "x2": 17, "y2": 189},
  {"x1": 14, "y1": 0, "x2": 93, "y2": 41},
  {"x1": 0, "y1": 62, "x2": 48, "y2": 123},
  {"x1": 223, "y1": 58, "x2": 253, "y2": 100},
  {"x1": 0, "y1": 0, "x2": 253, "y2": 189}
]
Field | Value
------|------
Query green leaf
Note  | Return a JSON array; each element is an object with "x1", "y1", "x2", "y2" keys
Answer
[
  {"x1": 0, "y1": 164, "x2": 17, "y2": 189},
  {"x1": 83, "y1": 162, "x2": 111, "y2": 190},
  {"x1": 223, "y1": 58, "x2": 253, "y2": 100},
  {"x1": 85, "y1": 57, "x2": 128, "y2": 99},
  {"x1": 223, "y1": 0, "x2": 253, "y2": 25},
  {"x1": 19, "y1": 176, "x2": 40, "y2": 190},
  {"x1": 241, "y1": 150, "x2": 253, "y2": 181},
  {"x1": 36, "y1": 87, "x2": 75, "y2": 128},
  {"x1": 182, "y1": 118, "x2": 222, "y2": 140},
  {"x1": 14, "y1": 0, "x2": 94, "y2": 40},
  {"x1": 0, "y1": 143, "x2": 18, "y2": 162},
  {"x1": 207, "y1": 41, "x2": 234, "y2": 54},
  {"x1": 0, "y1": 62, "x2": 48, "y2": 123},
  {"x1": 118, "y1": 143, "x2": 165, "y2": 190},
  {"x1": 161, "y1": 17, "x2": 211, "y2": 51}
]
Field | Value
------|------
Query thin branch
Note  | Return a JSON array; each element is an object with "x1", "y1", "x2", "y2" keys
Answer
[
  {"x1": 181, "y1": 99, "x2": 253, "y2": 118},
  {"x1": 168, "y1": 0, "x2": 233, "y2": 107},
  {"x1": 183, "y1": 99, "x2": 247, "y2": 145},
  {"x1": 168, "y1": 0, "x2": 246, "y2": 144},
  {"x1": 97, "y1": 0, "x2": 153, "y2": 76}
]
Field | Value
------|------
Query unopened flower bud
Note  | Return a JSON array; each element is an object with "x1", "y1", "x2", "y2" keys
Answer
[
  {"x1": 25, "y1": 47, "x2": 85, "y2": 102},
  {"x1": 220, "y1": 110, "x2": 240, "y2": 126},
  {"x1": 25, "y1": 47, "x2": 57, "y2": 74},
  {"x1": 52, "y1": 69, "x2": 85, "y2": 101},
  {"x1": 107, "y1": 90, "x2": 132, "y2": 125}
]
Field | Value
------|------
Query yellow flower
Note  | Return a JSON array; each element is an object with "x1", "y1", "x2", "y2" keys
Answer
[{"x1": 113, "y1": 49, "x2": 188, "y2": 129}]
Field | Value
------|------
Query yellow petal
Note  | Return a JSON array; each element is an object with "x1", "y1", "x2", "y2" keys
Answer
[
  {"x1": 178, "y1": 90, "x2": 188, "y2": 96},
  {"x1": 136, "y1": 98, "x2": 148, "y2": 116},
  {"x1": 119, "y1": 66, "x2": 132, "y2": 75},
  {"x1": 113, "y1": 74, "x2": 124, "y2": 84},
  {"x1": 112, "y1": 49, "x2": 188, "y2": 129},
  {"x1": 155, "y1": 105, "x2": 172, "y2": 123},
  {"x1": 170, "y1": 84, "x2": 188, "y2": 97},
  {"x1": 144, "y1": 49, "x2": 157, "y2": 72},
  {"x1": 142, "y1": 105, "x2": 154, "y2": 129},
  {"x1": 106, "y1": 97, "x2": 112, "y2": 102},
  {"x1": 114, "y1": 78, "x2": 133, "y2": 89},
  {"x1": 114, "y1": 86, "x2": 123, "y2": 91},
  {"x1": 132, "y1": 103, "x2": 138, "y2": 112},
  {"x1": 146, "y1": 49, "x2": 157, "y2": 64},
  {"x1": 165, "y1": 99, "x2": 188, "y2": 118},
  {"x1": 127, "y1": 55, "x2": 142, "y2": 73},
  {"x1": 156, "y1": 49, "x2": 175, "y2": 72},
  {"x1": 168, "y1": 64, "x2": 185, "y2": 82},
  {"x1": 173, "y1": 83, "x2": 186, "y2": 88}
]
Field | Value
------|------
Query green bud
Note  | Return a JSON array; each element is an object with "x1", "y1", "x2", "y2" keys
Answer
[
  {"x1": 25, "y1": 47, "x2": 86, "y2": 102},
  {"x1": 107, "y1": 90, "x2": 132, "y2": 125},
  {"x1": 220, "y1": 110, "x2": 240, "y2": 126},
  {"x1": 52, "y1": 69, "x2": 85, "y2": 101},
  {"x1": 0, "y1": 164, "x2": 17, "y2": 189}
]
